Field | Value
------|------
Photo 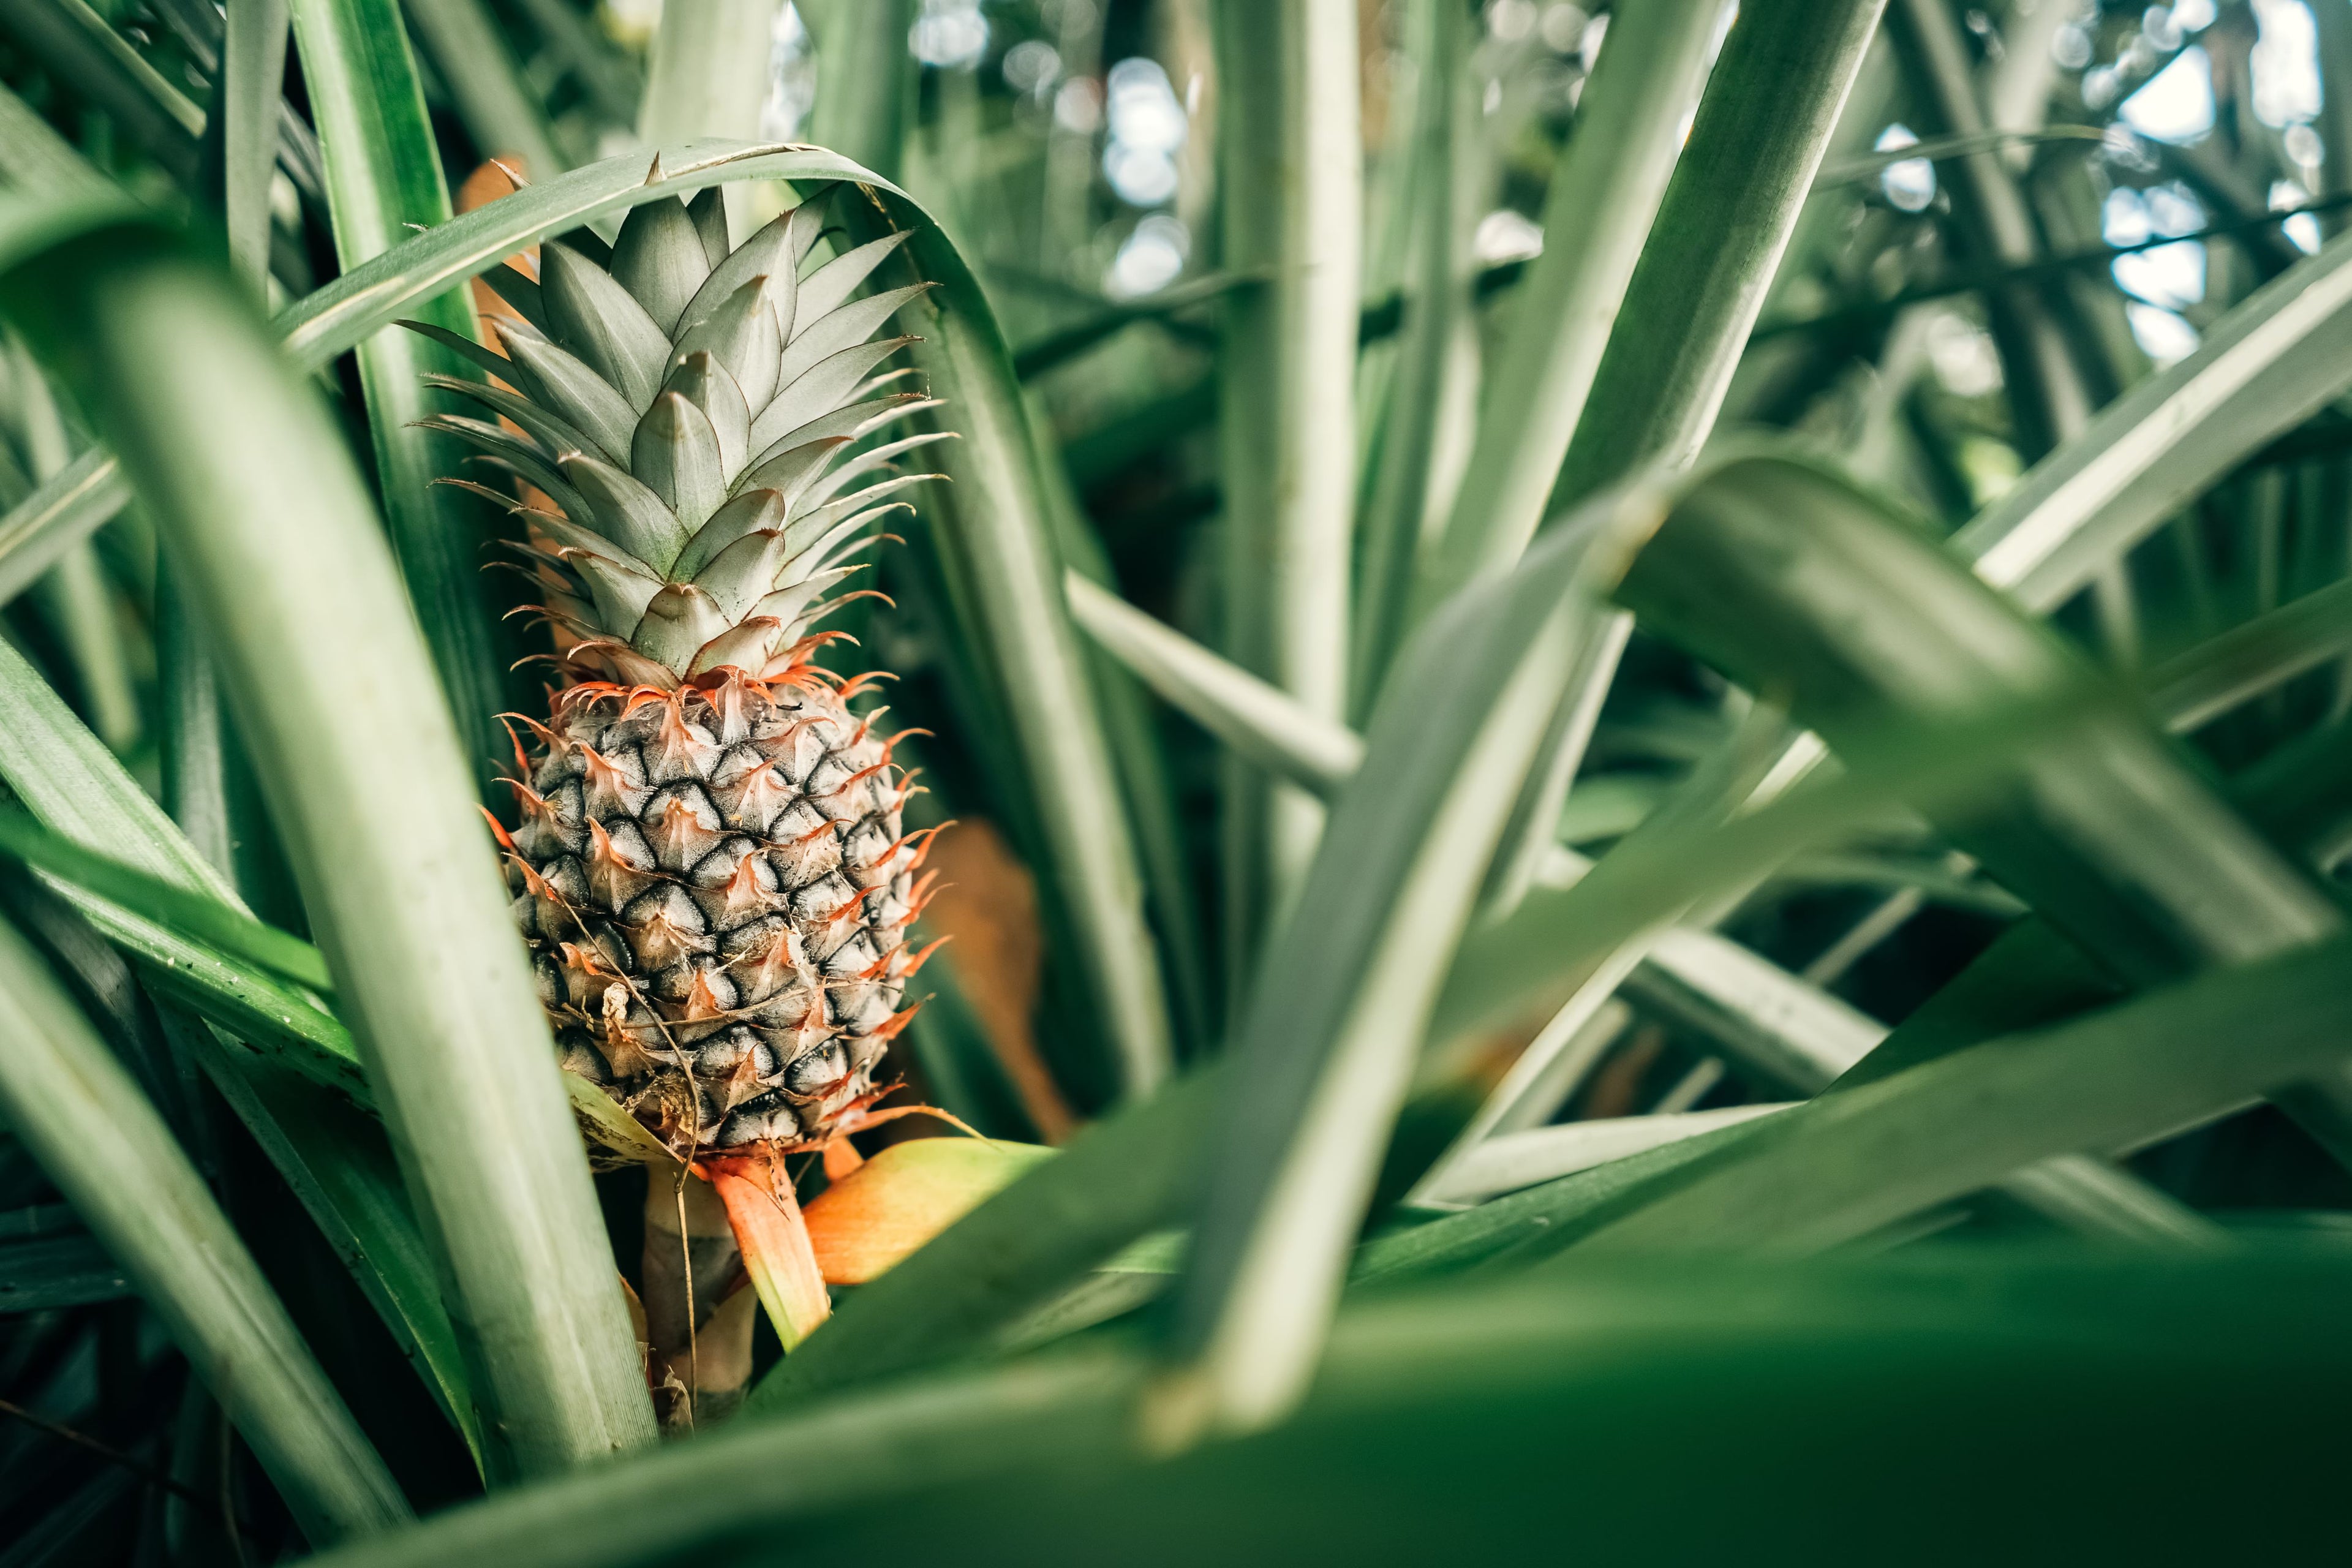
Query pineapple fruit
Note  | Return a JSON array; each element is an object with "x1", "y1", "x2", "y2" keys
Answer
[{"x1": 405, "y1": 181, "x2": 946, "y2": 1168}]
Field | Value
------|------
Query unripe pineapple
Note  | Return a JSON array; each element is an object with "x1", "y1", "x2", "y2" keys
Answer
[{"x1": 406, "y1": 182, "x2": 945, "y2": 1163}]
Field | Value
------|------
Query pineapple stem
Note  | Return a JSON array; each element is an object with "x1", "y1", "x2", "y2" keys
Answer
[{"x1": 639, "y1": 1172, "x2": 754, "y2": 1430}]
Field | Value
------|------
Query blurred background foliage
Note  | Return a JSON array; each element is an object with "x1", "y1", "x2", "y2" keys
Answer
[{"x1": 6, "y1": 0, "x2": 2352, "y2": 1560}]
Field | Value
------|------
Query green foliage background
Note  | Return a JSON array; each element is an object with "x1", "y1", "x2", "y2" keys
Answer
[{"x1": 2, "y1": 0, "x2": 2351, "y2": 1560}]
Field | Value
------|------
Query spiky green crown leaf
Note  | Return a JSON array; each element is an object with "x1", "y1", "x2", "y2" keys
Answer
[{"x1": 402, "y1": 183, "x2": 946, "y2": 687}]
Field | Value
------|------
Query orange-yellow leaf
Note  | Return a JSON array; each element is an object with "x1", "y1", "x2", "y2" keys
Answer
[
  {"x1": 802, "y1": 1137, "x2": 1056, "y2": 1284},
  {"x1": 920, "y1": 821, "x2": 1075, "y2": 1142},
  {"x1": 707, "y1": 1161, "x2": 830, "y2": 1351}
]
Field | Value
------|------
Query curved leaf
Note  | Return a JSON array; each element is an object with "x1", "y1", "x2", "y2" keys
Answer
[
  {"x1": 0, "y1": 910, "x2": 407, "y2": 1542},
  {"x1": 0, "y1": 447, "x2": 130, "y2": 603},
  {"x1": 1618, "y1": 459, "x2": 2341, "y2": 980},
  {"x1": 1149, "y1": 491, "x2": 1670, "y2": 1446},
  {"x1": 1213, "y1": 0, "x2": 1362, "y2": 944},
  {"x1": 0, "y1": 209, "x2": 657, "y2": 1480},
  {"x1": 305, "y1": 1254, "x2": 2352, "y2": 1567},
  {"x1": 1611, "y1": 453, "x2": 2352, "y2": 1166},
  {"x1": 1954, "y1": 225, "x2": 2352, "y2": 612},
  {"x1": 0, "y1": 805, "x2": 330, "y2": 991},
  {"x1": 289, "y1": 0, "x2": 526, "y2": 795},
  {"x1": 0, "y1": 630, "x2": 367, "y2": 1098},
  {"x1": 1553, "y1": 0, "x2": 1890, "y2": 507},
  {"x1": 1411, "y1": 0, "x2": 1728, "y2": 616},
  {"x1": 1572, "y1": 937, "x2": 2352, "y2": 1255}
]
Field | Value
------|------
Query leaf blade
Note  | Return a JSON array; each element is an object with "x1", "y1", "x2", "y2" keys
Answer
[
  {"x1": 0, "y1": 211, "x2": 657, "y2": 1480},
  {"x1": 290, "y1": 0, "x2": 525, "y2": 793},
  {"x1": 0, "y1": 910, "x2": 409, "y2": 1541}
]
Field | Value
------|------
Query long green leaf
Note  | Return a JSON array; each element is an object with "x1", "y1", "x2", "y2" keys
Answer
[
  {"x1": 1410, "y1": 0, "x2": 1727, "y2": 618},
  {"x1": 1066, "y1": 570, "x2": 1364, "y2": 796},
  {"x1": 1630, "y1": 461, "x2": 2342, "y2": 971},
  {"x1": 151, "y1": 0, "x2": 335, "y2": 215},
  {"x1": 0, "y1": 447, "x2": 127, "y2": 603},
  {"x1": 0, "y1": 910, "x2": 408, "y2": 1542},
  {"x1": 26, "y1": 541, "x2": 140, "y2": 755},
  {"x1": 205, "y1": 0, "x2": 291, "y2": 288},
  {"x1": 1471, "y1": 611, "x2": 1629, "y2": 922},
  {"x1": 1, "y1": 861, "x2": 210, "y2": 1161},
  {"x1": 289, "y1": 0, "x2": 521, "y2": 795},
  {"x1": 1349, "y1": 1119, "x2": 1767, "y2": 1282},
  {"x1": 401, "y1": 0, "x2": 565, "y2": 176},
  {"x1": 0, "y1": 209, "x2": 657, "y2": 1479},
  {"x1": 2146, "y1": 575, "x2": 2352, "y2": 732},
  {"x1": 1035, "y1": 412, "x2": 1213, "y2": 1057},
  {"x1": 1613, "y1": 454, "x2": 2352, "y2": 1155},
  {"x1": 1212, "y1": 0, "x2": 1362, "y2": 941},
  {"x1": 1471, "y1": 0, "x2": 1885, "y2": 924},
  {"x1": 1552, "y1": 0, "x2": 1889, "y2": 507},
  {"x1": 0, "y1": 807, "x2": 331, "y2": 991},
  {"x1": 0, "y1": 297, "x2": 477, "y2": 1479},
  {"x1": 1151, "y1": 494, "x2": 1668, "y2": 1444},
  {"x1": 1574, "y1": 938, "x2": 2352, "y2": 1255},
  {"x1": 161, "y1": 1008, "x2": 482, "y2": 1461},
  {"x1": 1588, "y1": 930, "x2": 2213, "y2": 1246},
  {"x1": 1751, "y1": 736, "x2": 2352, "y2": 1249},
  {"x1": 0, "y1": 630, "x2": 368, "y2": 1099},
  {"x1": 1953, "y1": 228, "x2": 2352, "y2": 613},
  {"x1": 318, "y1": 1253, "x2": 2352, "y2": 1567},
  {"x1": 0, "y1": 1229, "x2": 129, "y2": 1312},
  {"x1": 157, "y1": 568, "x2": 240, "y2": 886},
  {"x1": 337, "y1": 1354, "x2": 1136, "y2": 1568},
  {"x1": 811, "y1": 0, "x2": 915, "y2": 179},
  {"x1": 0, "y1": 344, "x2": 143, "y2": 766},
  {"x1": 1412, "y1": 1104, "x2": 1794, "y2": 1209},
  {"x1": 636, "y1": 0, "x2": 778, "y2": 230},
  {"x1": 1350, "y1": 0, "x2": 1476, "y2": 710},
  {"x1": 0, "y1": 0, "x2": 204, "y2": 179}
]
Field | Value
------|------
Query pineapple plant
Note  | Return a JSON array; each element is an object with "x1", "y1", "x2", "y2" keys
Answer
[
  {"x1": 9, "y1": 0, "x2": 2352, "y2": 1555},
  {"x1": 408, "y1": 184, "x2": 944, "y2": 1169},
  {"x1": 398, "y1": 179, "x2": 963, "y2": 1415}
]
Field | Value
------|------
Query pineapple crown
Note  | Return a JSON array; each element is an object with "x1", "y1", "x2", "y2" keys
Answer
[{"x1": 401, "y1": 182, "x2": 946, "y2": 690}]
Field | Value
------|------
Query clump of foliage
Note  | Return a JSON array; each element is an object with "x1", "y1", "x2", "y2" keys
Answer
[{"x1": 1, "y1": 0, "x2": 2351, "y2": 1562}]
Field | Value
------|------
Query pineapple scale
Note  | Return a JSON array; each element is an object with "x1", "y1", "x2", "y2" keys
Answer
[{"x1": 506, "y1": 672, "x2": 925, "y2": 1158}]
